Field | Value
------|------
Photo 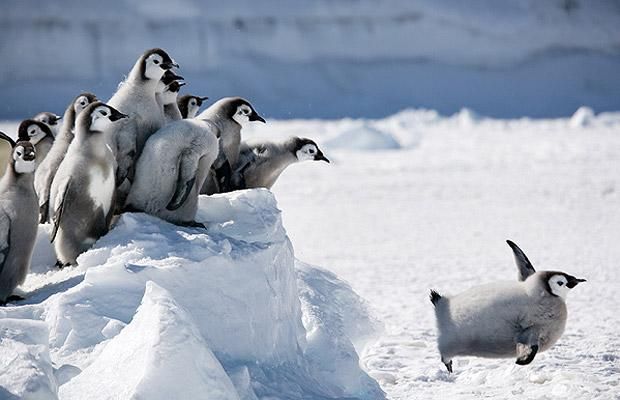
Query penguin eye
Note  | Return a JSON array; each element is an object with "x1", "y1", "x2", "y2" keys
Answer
[
  {"x1": 557, "y1": 281, "x2": 564, "y2": 286},
  {"x1": 308, "y1": 148, "x2": 315, "y2": 154},
  {"x1": 153, "y1": 60, "x2": 160, "y2": 65}
]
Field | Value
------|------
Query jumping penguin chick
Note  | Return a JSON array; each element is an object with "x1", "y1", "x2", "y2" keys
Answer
[
  {"x1": 430, "y1": 240, "x2": 586, "y2": 373},
  {"x1": 230, "y1": 137, "x2": 330, "y2": 191},
  {"x1": 34, "y1": 93, "x2": 98, "y2": 223},
  {"x1": 197, "y1": 97, "x2": 265, "y2": 194},
  {"x1": 32, "y1": 112, "x2": 62, "y2": 137},
  {"x1": 177, "y1": 95, "x2": 209, "y2": 119},
  {"x1": 0, "y1": 132, "x2": 38, "y2": 304},
  {"x1": 124, "y1": 117, "x2": 219, "y2": 227},
  {"x1": 17, "y1": 120, "x2": 54, "y2": 167},
  {"x1": 49, "y1": 102, "x2": 128, "y2": 267}
]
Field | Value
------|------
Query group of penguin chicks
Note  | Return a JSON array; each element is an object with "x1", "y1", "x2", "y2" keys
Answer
[
  {"x1": 0, "y1": 48, "x2": 587, "y2": 375},
  {"x1": 0, "y1": 48, "x2": 329, "y2": 306}
]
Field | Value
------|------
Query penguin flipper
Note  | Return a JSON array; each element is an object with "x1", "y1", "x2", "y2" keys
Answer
[
  {"x1": 506, "y1": 240, "x2": 536, "y2": 281},
  {"x1": 0, "y1": 211, "x2": 11, "y2": 276},
  {"x1": 167, "y1": 176, "x2": 196, "y2": 211},
  {"x1": 515, "y1": 343, "x2": 539, "y2": 365},
  {"x1": 39, "y1": 202, "x2": 49, "y2": 224},
  {"x1": 215, "y1": 160, "x2": 233, "y2": 192},
  {"x1": 50, "y1": 179, "x2": 71, "y2": 243},
  {"x1": 167, "y1": 151, "x2": 200, "y2": 211}
]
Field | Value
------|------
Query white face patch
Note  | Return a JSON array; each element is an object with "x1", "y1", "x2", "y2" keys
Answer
[
  {"x1": 13, "y1": 145, "x2": 36, "y2": 174},
  {"x1": 188, "y1": 99, "x2": 199, "y2": 118},
  {"x1": 90, "y1": 105, "x2": 113, "y2": 132},
  {"x1": 548, "y1": 274, "x2": 570, "y2": 299},
  {"x1": 145, "y1": 54, "x2": 166, "y2": 80},
  {"x1": 232, "y1": 104, "x2": 252, "y2": 127},
  {"x1": 27, "y1": 125, "x2": 46, "y2": 145},
  {"x1": 296, "y1": 143, "x2": 318, "y2": 162},
  {"x1": 74, "y1": 95, "x2": 90, "y2": 113}
]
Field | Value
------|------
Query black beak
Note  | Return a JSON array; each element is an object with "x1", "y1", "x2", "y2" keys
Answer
[
  {"x1": 177, "y1": 82, "x2": 186, "y2": 88},
  {"x1": 160, "y1": 61, "x2": 179, "y2": 70},
  {"x1": 23, "y1": 150, "x2": 36, "y2": 162},
  {"x1": 109, "y1": 108, "x2": 129, "y2": 122},
  {"x1": 315, "y1": 151, "x2": 330, "y2": 163},
  {"x1": 51, "y1": 115, "x2": 62, "y2": 125},
  {"x1": 249, "y1": 112, "x2": 266, "y2": 123},
  {"x1": 199, "y1": 96, "x2": 209, "y2": 101},
  {"x1": 566, "y1": 276, "x2": 586, "y2": 289}
]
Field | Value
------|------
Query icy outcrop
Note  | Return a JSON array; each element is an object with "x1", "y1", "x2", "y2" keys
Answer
[
  {"x1": 325, "y1": 123, "x2": 401, "y2": 151},
  {"x1": 0, "y1": 188, "x2": 382, "y2": 399}
]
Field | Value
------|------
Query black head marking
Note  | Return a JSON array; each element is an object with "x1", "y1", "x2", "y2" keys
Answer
[
  {"x1": 539, "y1": 271, "x2": 587, "y2": 296},
  {"x1": 177, "y1": 95, "x2": 209, "y2": 118},
  {"x1": 139, "y1": 48, "x2": 176, "y2": 80},
  {"x1": 18, "y1": 119, "x2": 53, "y2": 142},
  {"x1": 161, "y1": 69, "x2": 184, "y2": 85},
  {"x1": 34, "y1": 112, "x2": 61, "y2": 126},
  {"x1": 225, "y1": 97, "x2": 265, "y2": 124},
  {"x1": 166, "y1": 81, "x2": 185, "y2": 93},
  {"x1": 292, "y1": 137, "x2": 330, "y2": 162},
  {"x1": 14, "y1": 140, "x2": 36, "y2": 162}
]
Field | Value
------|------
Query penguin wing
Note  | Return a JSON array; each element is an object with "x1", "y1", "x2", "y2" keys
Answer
[
  {"x1": 50, "y1": 178, "x2": 72, "y2": 243},
  {"x1": 515, "y1": 326, "x2": 540, "y2": 365},
  {"x1": 0, "y1": 211, "x2": 10, "y2": 274},
  {"x1": 166, "y1": 151, "x2": 199, "y2": 211},
  {"x1": 506, "y1": 240, "x2": 536, "y2": 281}
]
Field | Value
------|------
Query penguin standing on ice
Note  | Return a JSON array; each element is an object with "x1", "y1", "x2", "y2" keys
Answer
[
  {"x1": 197, "y1": 97, "x2": 265, "y2": 194},
  {"x1": 125, "y1": 117, "x2": 219, "y2": 227},
  {"x1": 430, "y1": 240, "x2": 586, "y2": 372},
  {"x1": 177, "y1": 94, "x2": 209, "y2": 119},
  {"x1": 0, "y1": 133, "x2": 38, "y2": 304},
  {"x1": 230, "y1": 137, "x2": 329, "y2": 191},
  {"x1": 49, "y1": 102, "x2": 128, "y2": 267},
  {"x1": 33, "y1": 112, "x2": 61, "y2": 137},
  {"x1": 17, "y1": 120, "x2": 54, "y2": 167}
]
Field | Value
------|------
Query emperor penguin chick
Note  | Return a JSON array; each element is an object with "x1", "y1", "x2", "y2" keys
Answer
[
  {"x1": 161, "y1": 80, "x2": 186, "y2": 123},
  {"x1": 0, "y1": 133, "x2": 38, "y2": 304},
  {"x1": 125, "y1": 118, "x2": 219, "y2": 227},
  {"x1": 49, "y1": 102, "x2": 128, "y2": 267},
  {"x1": 35, "y1": 93, "x2": 98, "y2": 223},
  {"x1": 197, "y1": 97, "x2": 265, "y2": 194},
  {"x1": 231, "y1": 137, "x2": 330, "y2": 191},
  {"x1": 33, "y1": 112, "x2": 61, "y2": 137},
  {"x1": 430, "y1": 240, "x2": 586, "y2": 373},
  {"x1": 177, "y1": 94, "x2": 209, "y2": 119},
  {"x1": 17, "y1": 119, "x2": 54, "y2": 166}
]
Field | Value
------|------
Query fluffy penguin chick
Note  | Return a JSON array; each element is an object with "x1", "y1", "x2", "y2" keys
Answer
[
  {"x1": 49, "y1": 102, "x2": 128, "y2": 267},
  {"x1": 0, "y1": 133, "x2": 38, "y2": 304},
  {"x1": 33, "y1": 111, "x2": 61, "y2": 137},
  {"x1": 125, "y1": 118, "x2": 219, "y2": 227},
  {"x1": 161, "y1": 80, "x2": 185, "y2": 123},
  {"x1": 231, "y1": 137, "x2": 329, "y2": 190},
  {"x1": 17, "y1": 119, "x2": 54, "y2": 167},
  {"x1": 430, "y1": 240, "x2": 586, "y2": 373},
  {"x1": 197, "y1": 97, "x2": 265, "y2": 194},
  {"x1": 35, "y1": 93, "x2": 98, "y2": 223},
  {"x1": 177, "y1": 94, "x2": 208, "y2": 119}
]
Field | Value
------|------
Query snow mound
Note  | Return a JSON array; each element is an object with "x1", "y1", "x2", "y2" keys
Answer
[
  {"x1": 325, "y1": 123, "x2": 401, "y2": 151},
  {"x1": 59, "y1": 282, "x2": 238, "y2": 400},
  {"x1": 569, "y1": 106, "x2": 595, "y2": 128},
  {"x1": 0, "y1": 188, "x2": 383, "y2": 399}
]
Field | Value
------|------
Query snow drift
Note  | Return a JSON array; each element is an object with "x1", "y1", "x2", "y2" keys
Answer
[{"x1": 0, "y1": 189, "x2": 383, "y2": 399}]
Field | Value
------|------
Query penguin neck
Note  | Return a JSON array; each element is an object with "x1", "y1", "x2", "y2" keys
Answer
[
  {"x1": 164, "y1": 103, "x2": 182, "y2": 121},
  {"x1": 1, "y1": 163, "x2": 34, "y2": 189},
  {"x1": 269, "y1": 141, "x2": 299, "y2": 172},
  {"x1": 57, "y1": 103, "x2": 77, "y2": 141},
  {"x1": 75, "y1": 130, "x2": 112, "y2": 158},
  {"x1": 128, "y1": 60, "x2": 160, "y2": 91}
]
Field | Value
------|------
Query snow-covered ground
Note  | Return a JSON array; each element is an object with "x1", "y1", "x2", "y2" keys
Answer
[{"x1": 1, "y1": 107, "x2": 620, "y2": 399}]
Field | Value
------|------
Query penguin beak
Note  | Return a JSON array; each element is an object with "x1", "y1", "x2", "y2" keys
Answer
[
  {"x1": 51, "y1": 115, "x2": 62, "y2": 125},
  {"x1": 199, "y1": 96, "x2": 209, "y2": 101},
  {"x1": 315, "y1": 151, "x2": 330, "y2": 163},
  {"x1": 161, "y1": 61, "x2": 179, "y2": 70},
  {"x1": 566, "y1": 276, "x2": 586, "y2": 289},
  {"x1": 249, "y1": 112, "x2": 266, "y2": 123},
  {"x1": 23, "y1": 148, "x2": 36, "y2": 162},
  {"x1": 109, "y1": 109, "x2": 129, "y2": 122}
]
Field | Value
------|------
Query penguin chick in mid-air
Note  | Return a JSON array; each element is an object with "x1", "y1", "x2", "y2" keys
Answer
[
  {"x1": 34, "y1": 93, "x2": 98, "y2": 223},
  {"x1": 0, "y1": 133, "x2": 38, "y2": 305},
  {"x1": 125, "y1": 117, "x2": 219, "y2": 227},
  {"x1": 17, "y1": 119, "x2": 54, "y2": 167},
  {"x1": 430, "y1": 240, "x2": 586, "y2": 373},
  {"x1": 197, "y1": 97, "x2": 265, "y2": 194},
  {"x1": 177, "y1": 94, "x2": 209, "y2": 119},
  {"x1": 230, "y1": 137, "x2": 330, "y2": 191},
  {"x1": 33, "y1": 112, "x2": 62, "y2": 137},
  {"x1": 49, "y1": 102, "x2": 128, "y2": 267}
]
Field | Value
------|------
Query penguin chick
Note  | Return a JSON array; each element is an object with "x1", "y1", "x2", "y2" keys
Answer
[
  {"x1": 197, "y1": 97, "x2": 265, "y2": 194},
  {"x1": 230, "y1": 137, "x2": 329, "y2": 191},
  {"x1": 33, "y1": 112, "x2": 62, "y2": 137},
  {"x1": 430, "y1": 240, "x2": 586, "y2": 373},
  {"x1": 161, "y1": 80, "x2": 186, "y2": 123},
  {"x1": 125, "y1": 117, "x2": 219, "y2": 227},
  {"x1": 17, "y1": 120, "x2": 54, "y2": 167},
  {"x1": 0, "y1": 133, "x2": 38, "y2": 304},
  {"x1": 177, "y1": 95, "x2": 209, "y2": 119},
  {"x1": 35, "y1": 93, "x2": 98, "y2": 223},
  {"x1": 49, "y1": 102, "x2": 128, "y2": 267}
]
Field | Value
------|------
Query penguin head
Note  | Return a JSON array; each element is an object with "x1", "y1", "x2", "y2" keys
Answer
[
  {"x1": 178, "y1": 95, "x2": 208, "y2": 118},
  {"x1": 543, "y1": 272, "x2": 586, "y2": 299},
  {"x1": 12, "y1": 141, "x2": 36, "y2": 174},
  {"x1": 227, "y1": 98, "x2": 265, "y2": 127},
  {"x1": 33, "y1": 112, "x2": 61, "y2": 128},
  {"x1": 141, "y1": 48, "x2": 178, "y2": 81},
  {"x1": 85, "y1": 102, "x2": 129, "y2": 133},
  {"x1": 73, "y1": 92, "x2": 98, "y2": 114},
  {"x1": 18, "y1": 120, "x2": 53, "y2": 145},
  {"x1": 293, "y1": 137, "x2": 330, "y2": 163}
]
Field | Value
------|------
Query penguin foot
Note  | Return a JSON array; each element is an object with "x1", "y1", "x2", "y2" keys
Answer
[
  {"x1": 180, "y1": 220, "x2": 207, "y2": 229},
  {"x1": 444, "y1": 360, "x2": 453, "y2": 373},
  {"x1": 55, "y1": 260, "x2": 73, "y2": 270},
  {"x1": 0, "y1": 294, "x2": 25, "y2": 305}
]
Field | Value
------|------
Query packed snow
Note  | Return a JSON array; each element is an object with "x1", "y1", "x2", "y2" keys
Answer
[{"x1": 1, "y1": 106, "x2": 620, "y2": 399}]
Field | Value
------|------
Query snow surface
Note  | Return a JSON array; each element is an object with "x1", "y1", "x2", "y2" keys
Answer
[{"x1": 1, "y1": 106, "x2": 620, "y2": 399}]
